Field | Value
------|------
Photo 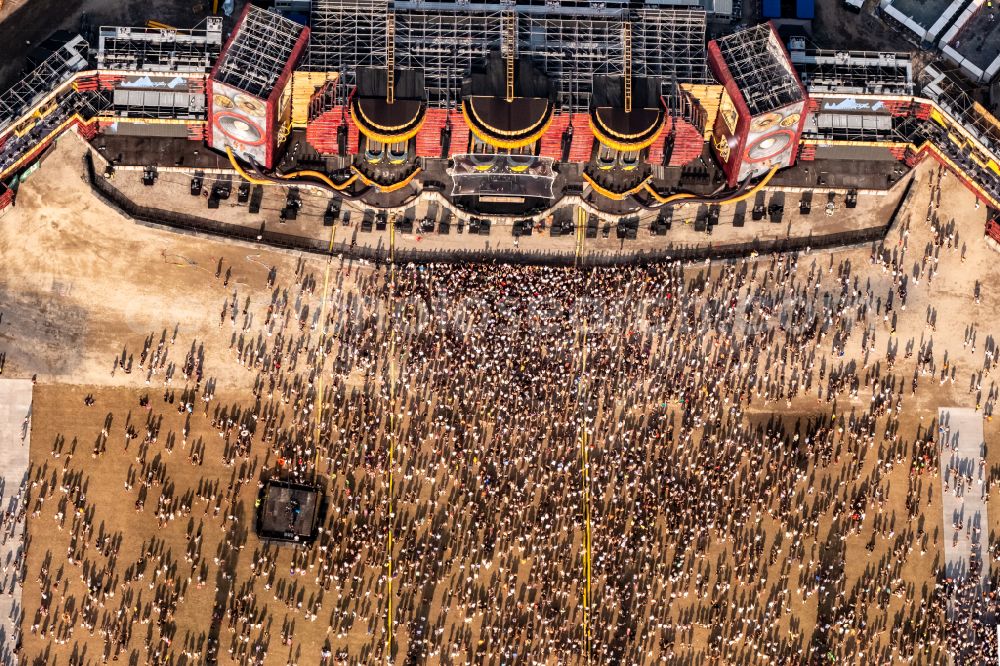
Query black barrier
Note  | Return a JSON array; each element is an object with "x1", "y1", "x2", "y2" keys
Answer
[{"x1": 85, "y1": 153, "x2": 896, "y2": 268}]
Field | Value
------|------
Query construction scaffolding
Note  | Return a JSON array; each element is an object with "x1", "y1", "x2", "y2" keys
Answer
[
  {"x1": 517, "y1": 9, "x2": 707, "y2": 112},
  {"x1": 631, "y1": 10, "x2": 706, "y2": 88},
  {"x1": 0, "y1": 35, "x2": 89, "y2": 134},
  {"x1": 214, "y1": 7, "x2": 306, "y2": 100},
  {"x1": 307, "y1": 4, "x2": 707, "y2": 113},
  {"x1": 96, "y1": 18, "x2": 223, "y2": 73},
  {"x1": 920, "y1": 64, "x2": 1000, "y2": 157},
  {"x1": 789, "y1": 47, "x2": 913, "y2": 96},
  {"x1": 713, "y1": 24, "x2": 803, "y2": 115},
  {"x1": 305, "y1": 0, "x2": 389, "y2": 82},
  {"x1": 395, "y1": 9, "x2": 503, "y2": 111},
  {"x1": 0, "y1": 91, "x2": 105, "y2": 179}
]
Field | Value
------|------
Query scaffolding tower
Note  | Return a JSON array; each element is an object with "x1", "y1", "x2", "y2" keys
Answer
[
  {"x1": 631, "y1": 9, "x2": 706, "y2": 114},
  {"x1": 307, "y1": 4, "x2": 707, "y2": 113},
  {"x1": 920, "y1": 63, "x2": 1000, "y2": 156},
  {"x1": 713, "y1": 23, "x2": 803, "y2": 115},
  {"x1": 0, "y1": 35, "x2": 89, "y2": 135},
  {"x1": 305, "y1": 0, "x2": 389, "y2": 82},
  {"x1": 214, "y1": 6, "x2": 306, "y2": 100}
]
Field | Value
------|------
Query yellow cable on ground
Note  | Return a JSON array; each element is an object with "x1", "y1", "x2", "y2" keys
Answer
[
  {"x1": 276, "y1": 168, "x2": 357, "y2": 191},
  {"x1": 642, "y1": 185, "x2": 698, "y2": 205},
  {"x1": 225, "y1": 147, "x2": 272, "y2": 185},
  {"x1": 581, "y1": 171, "x2": 651, "y2": 201},
  {"x1": 579, "y1": 319, "x2": 592, "y2": 664},
  {"x1": 351, "y1": 165, "x2": 422, "y2": 193},
  {"x1": 385, "y1": 215, "x2": 397, "y2": 662},
  {"x1": 713, "y1": 165, "x2": 780, "y2": 206},
  {"x1": 313, "y1": 225, "x2": 337, "y2": 479},
  {"x1": 642, "y1": 164, "x2": 779, "y2": 207},
  {"x1": 227, "y1": 146, "x2": 356, "y2": 191}
]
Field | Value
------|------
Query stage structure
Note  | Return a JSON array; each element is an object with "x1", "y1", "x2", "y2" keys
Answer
[
  {"x1": 7, "y1": 10, "x2": 1000, "y2": 231},
  {"x1": 0, "y1": 35, "x2": 99, "y2": 181},
  {"x1": 95, "y1": 19, "x2": 223, "y2": 140},
  {"x1": 97, "y1": 19, "x2": 222, "y2": 73},
  {"x1": 790, "y1": 46, "x2": 913, "y2": 96},
  {"x1": 303, "y1": 2, "x2": 712, "y2": 201},
  {"x1": 305, "y1": 1, "x2": 706, "y2": 112},
  {"x1": 255, "y1": 479, "x2": 324, "y2": 544},
  {"x1": 708, "y1": 23, "x2": 808, "y2": 186},
  {"x1": 208, "y1": 5, "x2": 309, "y2": 169},
  {"x1": 0, "y1": 35, "x2": 89, "y2": 135},
  {"x1": 793, "y1": 46, "x2": 914, "y2": 147},
  {"x1": 449, "y1": 154, "x2": 556, "y2": 198}
]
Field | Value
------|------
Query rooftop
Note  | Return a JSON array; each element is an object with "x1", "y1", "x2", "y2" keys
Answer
[
  {"x1": 97, "y1": 19, "x2": 223, "y2": 74},
  {"x1": 213, "y1": 6, "x2": 306, "y2": 100},
  {"x1": 884, "y1": 0, "x2": 957, "y2": 31},
  {"x1": 789, "y1": 48, "x2": 913, "y2": 95},
  {"x1": 947, "y1": 7, "x2": 1000, "y2": 75}
]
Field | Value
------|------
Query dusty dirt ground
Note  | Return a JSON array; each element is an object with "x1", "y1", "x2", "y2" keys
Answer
[
  {"x1": 0, "y1": 137, "x2": 324, "y2": 389},
  {"x1": 2, "y1": 136, "x2": 1000, "y2": 665}
]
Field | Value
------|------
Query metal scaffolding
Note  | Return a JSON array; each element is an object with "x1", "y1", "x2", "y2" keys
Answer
[
  {"x1": 97, "y1": 18, "x2": 223, "y2": 73},
  {"x1": 0, "y1": 35, "x2": 89, "y2": 134},
  {"x1": 920, "y1": 63, "x2": 1000, "y2": 157},
  {"x1": 215, "y1": 6, "x2": 305, "y2": 100},
  {"x1": 0, "y1": 90, "x2": 106, "y2": 179},
  {"x1": 713, "y1": 24, "x2": 803, "y2": 115},
  {"x1": 631, "y1": 8, "x2": 706, "y2": 115},
  {"x1": 305, "y1": 0, "x2": 389, "y2": 80},
  {"x1": 789, "y1": 48, "x2": 913, "y2": 95},
  {"x1": 307, "y1": 4, "x2": 707, "y2": 112},
  {"x1": 394, "y1": 9, "x2": 503, "y2": 110}
]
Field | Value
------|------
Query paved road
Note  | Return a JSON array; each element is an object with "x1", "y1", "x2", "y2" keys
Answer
[{"x1": 0, "y1": 378, "x2": 32, "y2": 666}]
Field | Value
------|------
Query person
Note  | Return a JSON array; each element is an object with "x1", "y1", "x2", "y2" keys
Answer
[{"x1": 16, "y1": 165, "x2": 996, "y2": 664}]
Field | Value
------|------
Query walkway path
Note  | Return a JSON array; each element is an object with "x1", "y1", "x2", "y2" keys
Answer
[
  {"x1": 940, "y1": 408, "x2": 988, "y2": 583},
  {"x1": 0, "y1": 378, "x2": 32, "y2": 666},
  {"x1": 938, "y1": 407, "x2": 990, "y2": 660}
]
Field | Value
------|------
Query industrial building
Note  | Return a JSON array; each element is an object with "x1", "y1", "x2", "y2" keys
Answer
[
  {"x1": 879, "y1": 0, "x2": 1000, "y2": 84},
  {"x1": 1, "y1": 3, "x2": 1000, "y2": 249}
]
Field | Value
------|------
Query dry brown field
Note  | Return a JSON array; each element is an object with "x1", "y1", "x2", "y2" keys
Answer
[{"x1": 1, "y1": 137, "x2": 999, "y2": 665}]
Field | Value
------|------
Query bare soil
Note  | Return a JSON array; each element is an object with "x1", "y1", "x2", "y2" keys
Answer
[{"x1": 2, "y1": 134, "x2": 1000, "y2": 664}]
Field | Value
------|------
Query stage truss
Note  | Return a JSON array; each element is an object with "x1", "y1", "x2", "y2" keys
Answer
[{"x1": 305, "y1": 2, "x2": 707, "y2": 114}]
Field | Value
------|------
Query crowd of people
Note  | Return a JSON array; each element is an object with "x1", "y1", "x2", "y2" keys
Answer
[{"x1": 10, "y1": 165, "x2": 999, "y2": 664}]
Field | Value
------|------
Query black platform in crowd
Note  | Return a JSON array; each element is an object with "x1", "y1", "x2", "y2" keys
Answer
[{"x1": 255, "y1": 479, "x2": 324, "y2": 544}]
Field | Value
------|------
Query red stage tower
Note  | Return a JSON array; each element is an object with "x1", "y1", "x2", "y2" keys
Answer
[
  {"x1": 707, "y1": 23, "x2": 808, "y2": 187},
  {"x1": 207, "y1": 5, "x2": 309, "y2": 170}
]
